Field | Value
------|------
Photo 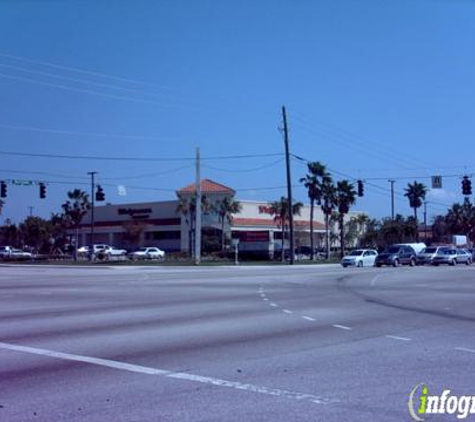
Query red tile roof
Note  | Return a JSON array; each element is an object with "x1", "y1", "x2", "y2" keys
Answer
[
  {"x1": 177, "y1": 179, "x2": 236, "y2": 195},
  {"x1": 232, "y1": 218, "x2": 325, "y2": 230}
]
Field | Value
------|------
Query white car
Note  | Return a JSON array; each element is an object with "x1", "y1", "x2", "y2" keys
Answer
[
  {"x1": 129, "y1": 247, "x2": 165, "y2": 261},
  {"x1": 341, "y1": 249, "x2": 378, "y2": 267},
  {"x1": 77, "y1": 244, "x2": 109, "y2": 255},
  {"x1": 103, "y1": 246, "x2": 127, "y2": 257}
]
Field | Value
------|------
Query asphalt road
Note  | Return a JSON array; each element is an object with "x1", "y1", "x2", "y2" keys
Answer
[{"x1": 0, "y1": 263, "x2": 474, "y2": 421}]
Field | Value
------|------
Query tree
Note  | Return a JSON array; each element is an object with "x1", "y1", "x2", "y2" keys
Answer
[
  {"x1": 215, "y1": 196, "x2": 242, "y2": 251},
  {"x1": 48, "y1": 213, "x2": 69, "y2": 255},
  {"x1": 122, "y1": 220, "x2": 147, "y2": 247},
  {"x1": 321, "y1": 177, "x2": 337, "y2": 259},
  {"x1": 300, "y1": 161, "x2": 329, "y2": 260},
  {"x1": 335, "y1": 180, "x2": 357, "y2": 258},
  {"x1": 176, "y1": 194, "x2": 212, "y2": 257},
  {"x1": 445, "y1": 199, "x2": 475, "y2": 241},
  {"x1": 19, "y1": 216, "x2": 51, "y2": 253},
  {"x1": 404, "y1": 181, "x2": 427, "y2": 240},
  {"x1": 269, "y1": 197, "x2": 303, "y2": 261},
  {"x1": 62, "y1": 189, "x2": 90, "y2": 261}
]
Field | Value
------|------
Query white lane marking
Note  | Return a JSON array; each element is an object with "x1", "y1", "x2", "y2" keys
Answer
[
  {"x1": 263, "y1": 298, "x2": 269, "y2": 301},
  {"x1": 385, "y1": 335, "x2": 411, "y2": 342},
  {"x1": 270, "y1": 303, "x2": 278, "y2": 307},
  {"x1": 302, "y1": 316, "x2": 316, "y2": 322},
  {"x1": 332, "y1": 324, "x2": 352, "y2": 331},
  {"x1": 282, "y1": 309, "x2": 293, "y2": 314},
  {"x1": 0, "y1": 342, "x2": 337, "y2": 405},
  {"x1": 370, "y1": 275, "x2": 379, "y2": 287},
  {"x1": 455, "y1": 347, "x2": 475, "y2": 354}
]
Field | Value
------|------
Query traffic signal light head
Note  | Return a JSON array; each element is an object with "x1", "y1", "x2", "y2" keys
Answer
[
  {"x1": 95, "y1": 185, "x2": 105, "y2": 201},
  {"x1": 462, "y1": 176, "x2": 472, "y2": 196},
  {"x1": 39, "y1": 182, "x2": 46, "y2": 199},
  {"x1": 0, "y1": 181, "x2": 7, "y2": 198},
  {"x1": 357, "y1": 180, "x2": 364, "y2": 197}
]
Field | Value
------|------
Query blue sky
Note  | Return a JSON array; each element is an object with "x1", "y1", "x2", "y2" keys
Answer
[{"x1": 0, "y1": 0, "x2": 474, "y2": 223}]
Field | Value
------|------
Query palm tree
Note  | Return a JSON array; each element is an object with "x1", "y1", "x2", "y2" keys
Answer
[
  {"x1": 320, "y1": 177, "x2": 337, "y2": 259},
  {"x1": 176, "y1": 194, "x2": 212, "y2": 257},
  {"x1": 353, "y1": 213, "x2": 370, "y2": 247},
  {"x1": 269, "y1": 197, "x2": 303, "y2": 261},
  {"x1": 61, "y1": 189, "x2": 90, "y2": 261},
  {"x1": 215, "y1": 196, "x2": 242, "y2": 251},
  {"x1": 335, "y1": 180, "x2": 357, "y2": 258},
  {"x1": 299, "y1": 161, "x2": 329, "y2": 260},
  {"x1": 404, "y1": 181, "x2": 427, "y2": 241}
]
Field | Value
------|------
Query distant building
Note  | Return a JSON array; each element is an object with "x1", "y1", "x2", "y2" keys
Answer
[{"x1": 76, "y1": 179, "x2": 365, "y2": 257}]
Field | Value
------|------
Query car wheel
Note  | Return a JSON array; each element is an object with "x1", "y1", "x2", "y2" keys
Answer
[
  {"x1": 393, "y1": 259, "x2": 400, "y2": 267},
  {"x1": 356, "y1": 261, "x2": 363, "y2": 268},
  {"x1": 450, "y1": 259, "x2": 456, "y2": 266},
  {"x1": 376, "y1": 264, "x2": 382, "y2": 268},
  {"x1": 466, "y1": 259, "x2": 472, "y2": 266},
  {"x1": 433, "y1": 263, "x2": 439, "y2": 266},
  {"x1": 342, "y1": 264, "x2": 347, "y2": 268},
  {"x1": 410, "y1": 258, "x2": 416, "y2": 267}
]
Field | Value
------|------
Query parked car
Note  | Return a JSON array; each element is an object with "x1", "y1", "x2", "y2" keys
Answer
[
  {"x1": 104, "y1": 246, "x2": 127, "y2": 257},
  {"x1": 341, "y1": 249, "x2": 378, "y2": 267},
  {"x1": 416, "y1": 246, "x2": 449, "y2": 265},
  {"x1": 0, "y1": 246, "x2": 33, "y2": 260},
  {"x1": 432, "y1": 247, "x2": 459, "y2": 266},
  {"x1": 128, "y1": 247, "x2": 165, "y2": 260},
  {"x1": 0, "y1": 246, "x2": 14, "y2": 260},
  {"x1": 77, "y1": 244, "x2": 109, "y2": 256},
  {"x1": 375, "y1": 245, "x2": 416, "y2": 267}
]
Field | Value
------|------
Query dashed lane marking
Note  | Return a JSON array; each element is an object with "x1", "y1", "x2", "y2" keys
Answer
[
  {"x1": 455, "y1": 347, "x2": 475, "y2": 354},
  {"x1": 270, "y1": 303, "x2": 278, "y2": 307},
  {"x1": 0, "y1": 342, "x2": 337, "y2": 405},
  {"x1": 331, "y1": 324, "x2": 352, "y2": 331},
  {"x1": 385, "y1": 335, "x2": 411, "y2": 342},
  {"x1": 302, "y1": 316, "x2": 316, "y2": 322},
  {"x1": 282, "y1": 309, "x2": 293, "y2": 314}
]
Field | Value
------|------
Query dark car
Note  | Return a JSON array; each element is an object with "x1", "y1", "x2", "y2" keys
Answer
[{"x1": 375, "y1": 245, "x2": 416, "y2": 267}]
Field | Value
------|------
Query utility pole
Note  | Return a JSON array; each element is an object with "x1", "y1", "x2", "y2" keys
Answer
[
  {"x1": 27, "y1": 206, "x2": 34, "y2": 217},
  {"x1": 424, "y1": 201, "x2": 428, "y2": 241},
  {"x1": 194, "y1": 148, "x2": 201, "y2": 265},
  {"x1": 389, "y1": 179, "x2": 395, "y2": 219},
  {"x1": 87, "y1": 171, "x2": 97, "y2": 260},
  {"x1": 282, "y1": 106, "x2": 295, "y2": 265}
]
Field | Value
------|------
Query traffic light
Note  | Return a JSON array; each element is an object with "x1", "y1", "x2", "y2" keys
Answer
[
  {"x1": 357, "y1": 180, "x2": 364, "y2": 197},
  {"x1": 462, "y1": 176, "x2": 472, "y2": 196},
  {"x1": 95, "y1": 185, "x2": 105, "y2": 201},
  {"x1": 39, "y1": 182, "x2": 46, "y2": 199},
  {"x1": 0, "y1": 181, "x2": 7, "y2": 198}
]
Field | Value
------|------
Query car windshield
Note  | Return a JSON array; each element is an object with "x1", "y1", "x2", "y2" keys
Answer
[
  {"x1": 137, "y1": 248, "x2": 148, "y2": 252},
  {"x1": 386, "y1": 247, "x2": 400, "y2": 254},
  {"x1": 423, "y1": 247, "x2": 437, "y2": 253},
  {"x1": 348, "y1": 250, "x2": 364, "y2": 256}
]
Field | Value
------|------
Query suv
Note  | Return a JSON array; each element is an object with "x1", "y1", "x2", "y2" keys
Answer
[{"x1": 375, "y1": 245, "x2": 416, "y2": 267}]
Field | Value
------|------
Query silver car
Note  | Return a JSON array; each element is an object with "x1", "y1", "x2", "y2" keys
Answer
[
  {"x1": 432, "y1": 248, "x2": 472, "y2": 266},
  {"x1": 416, "y1": 246, "x2": 447, "y2": 265}
]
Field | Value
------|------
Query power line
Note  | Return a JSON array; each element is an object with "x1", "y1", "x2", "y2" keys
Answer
[
  {"x1": 0, "y1": 62, "x2": 165, "y2": 98},
  {"x1": 0, "y1": 72, "x2": 179, "y2": 108},
  {"x1": 0, "y1": 51, "x2": 160, "y2": 88},
  {"x1": 202, "y1": 158, "x2": 285, "y2": 173},
  {"x1": 0, "y1": 150, "x2": 283, "y2": 162}
]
